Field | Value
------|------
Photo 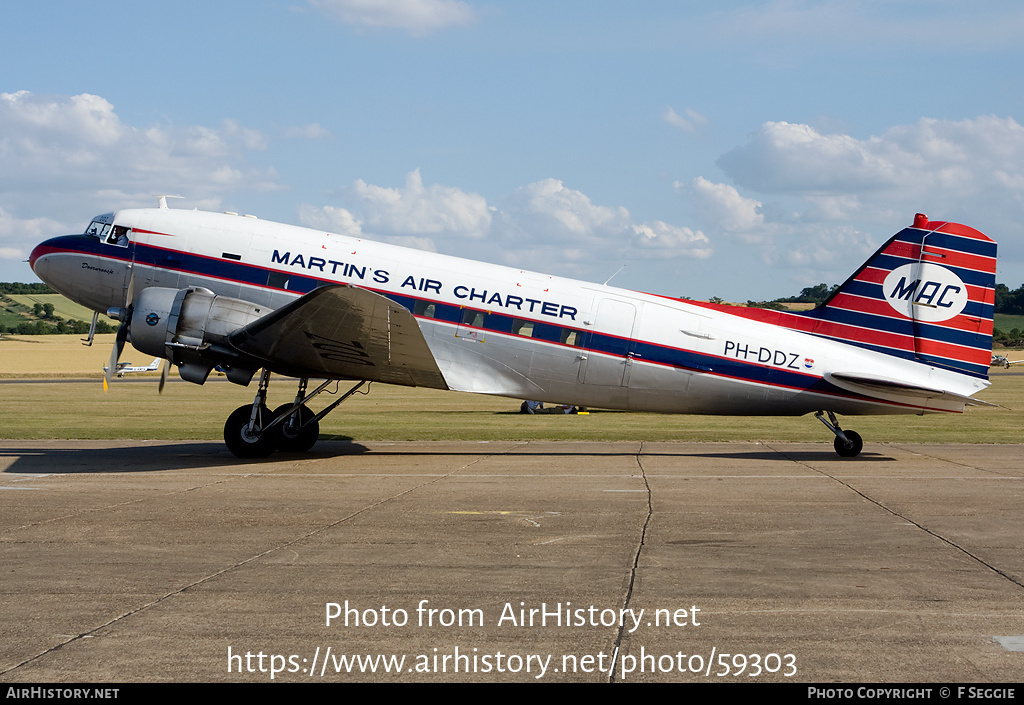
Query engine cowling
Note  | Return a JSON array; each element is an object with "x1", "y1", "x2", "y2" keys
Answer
[{"x1": 129, "y1": 286, "x2": 268, "y2": 385}]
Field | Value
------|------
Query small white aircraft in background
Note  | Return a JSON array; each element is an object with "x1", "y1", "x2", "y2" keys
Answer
[
  {"x1": 991, "y1": 354, "x2": 1024, "y2": 368},
  {"x1": 102, "y1": 357, "x2": 161, "y2": 377},
  {"x1": 30, "y1": 203, "x2": 997, "y2": 458}
]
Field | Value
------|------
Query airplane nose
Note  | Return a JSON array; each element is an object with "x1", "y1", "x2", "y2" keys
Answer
[
  {"x1": 29, "y1": 234, "x2": 76, "y2": 283},
  {"x1": 29, "y1": 239, "x2": 53, "y2": 275}
]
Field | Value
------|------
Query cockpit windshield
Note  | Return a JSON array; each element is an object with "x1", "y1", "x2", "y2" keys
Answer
[
  {"x1": 86, "y1": 219, "x2": 112, "y2": 241},
  {"x1": 85, "y1": 216, "x2": 129, "y2": 247}
]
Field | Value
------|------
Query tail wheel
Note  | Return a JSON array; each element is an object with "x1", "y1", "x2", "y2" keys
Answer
[
  {"x1": 271, "y1": 404, "x2": 320, "y2": 453},
  {"x1": 834, "y1": 430, "x2": 863, "y2": 458},
  {"x1": 224, "y1": 404, "x2": 274, "y2": 458}
]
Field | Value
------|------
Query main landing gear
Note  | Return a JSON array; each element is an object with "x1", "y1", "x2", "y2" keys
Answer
[
  {"x1": 815, "y1": 410, "x2": 864, "y2": 458},
  {"x1": 223, "y1": 369, "x2": 368, "y2": 458}
]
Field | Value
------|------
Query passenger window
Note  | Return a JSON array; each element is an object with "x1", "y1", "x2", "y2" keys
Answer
[
  {"x1": 512, "y1": 319, "x2": 534, "y2": 337},
  {"x1": 267, "y1": 271, "x2": 290, "y2": 289},
  {"x1": 414, "y1": 301, "x2": 436, "y2": 318},
  {"x1": 560, "y1": 329, "x2": 580, "y2": 346},
  {"x1": 461, "y1": 310, "x2": 486, "y2": 328}
]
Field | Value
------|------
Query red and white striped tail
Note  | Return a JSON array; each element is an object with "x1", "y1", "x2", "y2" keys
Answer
[{"x1": 811, "y1": 214, "x2": 996, "y2": 379}]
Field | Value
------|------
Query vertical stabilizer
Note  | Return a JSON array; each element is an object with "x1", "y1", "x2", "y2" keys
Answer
[{"x1": 812, "y1": 214, "x2": 996, "y2": 379}]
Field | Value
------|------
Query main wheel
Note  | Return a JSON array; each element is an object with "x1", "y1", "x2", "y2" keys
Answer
[
  {"x1": 833, "y1": 430, "x2": 863, "y2": 458},
  {"x1": 271, "y1": 404, "x2": 320, "y2": 453},
  {"x1": 224, "y1": 404, "x2": 275, "y2": 458}
]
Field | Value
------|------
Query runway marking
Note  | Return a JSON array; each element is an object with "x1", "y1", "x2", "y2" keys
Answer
[
  {"x1": 449, "y1": 510, "x2": 561, "y2": 527},
  {"x1": 994, "y1": 636, "x2": 1024, "y2": 652},
  {"x1": 534, "y1": 537, "x2": 568, "y2": 545}
]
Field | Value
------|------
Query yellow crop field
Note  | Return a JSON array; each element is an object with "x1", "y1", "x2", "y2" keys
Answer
[{"x1": 1, "y1": 334, "x2": 122, "y2": 377}]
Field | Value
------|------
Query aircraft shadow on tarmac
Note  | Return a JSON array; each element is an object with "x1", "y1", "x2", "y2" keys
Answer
[
  {"x1": 0, "y1": 441, "x2": 893, "y2": 474},
  {"x1": 0, "y1": 441, "x2": 372, "y2": 474}
]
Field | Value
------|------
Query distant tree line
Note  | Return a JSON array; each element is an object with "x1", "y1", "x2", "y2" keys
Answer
[
  {"x1": 4, "y1": 319, "x2": 117, "y2": 336},
  {"x1": 0, "y1": 282, "x2": 55, "y2": 294},
  {"x1": 994, "y1": 283, "x2": 1024, "y2": 315},
  {"x1": 743, "y1": 283, "x2": 841, "y2": 310},
  {"x1": 743, "y1": 281, "x2": 1024, "y2": 315}
]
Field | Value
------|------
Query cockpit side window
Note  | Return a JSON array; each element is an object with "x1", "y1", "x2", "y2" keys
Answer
[
  {"x1": 87, "y1": 219, "x2": 129, "y2": 247},
  {"x1": 107, "y1": 225, "x2": 130, "y2": 246}
]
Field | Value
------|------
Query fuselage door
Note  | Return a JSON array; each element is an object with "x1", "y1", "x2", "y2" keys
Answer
[
  {"x1": 107, "y1": 224, "x2": 137, "y2": 304},
  {"x1": 579, "y1": 298, "x2": 637, "y2": 386}
]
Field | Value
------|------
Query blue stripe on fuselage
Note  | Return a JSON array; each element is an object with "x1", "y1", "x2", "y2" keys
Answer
[{"x1": 55, "y1": 239, "x2": 959, "y2": 404}]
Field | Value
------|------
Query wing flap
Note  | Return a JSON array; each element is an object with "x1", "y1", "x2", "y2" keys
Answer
[{"x1": 227, "y1": 284, "x2": 448, "y2": 389}]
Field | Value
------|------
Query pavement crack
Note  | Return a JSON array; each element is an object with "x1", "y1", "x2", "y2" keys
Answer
[
  {"x1": 1, "y1": 444, "x2": 522, "y2": 678},
  {"x1": 886, "y1": 444, "x2": 1017, "y2": 477},
  {"x1": 608, "y1": 441, "x2": 653, "y2": 684},
  {"x1": 765, "y1": 443, "x2": 1024, "y2": 592}
]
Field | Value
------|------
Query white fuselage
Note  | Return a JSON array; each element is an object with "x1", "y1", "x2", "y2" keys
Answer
[{"x1": 32, "y1": 208, "x2": 987, "y2": 416}]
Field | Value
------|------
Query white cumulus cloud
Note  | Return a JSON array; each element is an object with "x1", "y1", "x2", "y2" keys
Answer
[
  {"x1": 718, "y1": 116, "x2": 1024, "y2": 205},
  {"x1": 284, "y1": 123, "x2": 334, "y2": 140},
  {"x1": 0, "y1": 91, "x2": 282, "y2": 277},
  {"x1": 683, "y1": 115, "x2": 1024, "y2": 281},
  {"x1": 493, "y1": 179, "x2": 713, "y2": 271},
  {"x1": 304, "y1": 174, "x2": 713, "y2": 280},
  {"x1": 680, "y1": 177, "x2": 765, "y2": 236},
  {"x1": 664, "y1": 107, "x2": 708, "y2": 135},
  {"x1": 344, "y1": 168, "x2": 492, "y2": 238},
  {"x1": 632, "y1": 221, "x2": 712, "y2": 259},
  {"x1": 310, "y1": 0, "x2": 477, "y2": 34}
]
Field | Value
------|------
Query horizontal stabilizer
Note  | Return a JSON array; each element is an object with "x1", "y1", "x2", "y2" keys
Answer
[
  {"x1": 227, "y1": 284, "x2": 448, "y2": 389},
  {"x1": 827, "y1": 372, "x2": 996, "y2": 407}
]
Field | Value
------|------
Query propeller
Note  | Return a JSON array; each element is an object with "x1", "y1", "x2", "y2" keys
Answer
[
  {"x1": 104, "y1": 308, "x2": 132, "y2": 388},
  {"x1": 158, "y1": 358, "x2": 170, "y2": 394},
  {"x1": 104, "y1": 265, "x2": 134, "y2": 390},
  {"x1": 103, "y1": 266, "x2": 174, "y2": 394}
]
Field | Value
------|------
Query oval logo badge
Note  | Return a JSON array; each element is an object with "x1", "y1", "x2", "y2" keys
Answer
[
  {"x1": 145, "y1": 312, "x2": 161, "y2": 326},
  {"x1": 882, "y1": 263, "x2": 968, "y2": 322}
]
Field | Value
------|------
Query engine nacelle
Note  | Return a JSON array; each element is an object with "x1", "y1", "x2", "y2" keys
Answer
[{"x1": 129, "y1": 286, "x2": 268, "y2": 385}]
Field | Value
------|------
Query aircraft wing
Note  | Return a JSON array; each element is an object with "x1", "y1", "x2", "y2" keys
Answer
[
  {"x1": 227, "y1": 284, "x2": 449, "y2": 389},
  {"x1": 827, "y1": 372, "x2": 997, "y2": 407}
]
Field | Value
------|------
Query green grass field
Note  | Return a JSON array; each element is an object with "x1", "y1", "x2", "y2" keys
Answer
[
  {"x1": 1, "y1": 375, "x2": 1021, "y2": 444},
  {"x1": 995, "y1": 313, "x2": 1024, "y2": 332},
  {"x1": 5, "y1": 294, "x2": 97, "y2": 322},
  {"x1": 0, "y1": 366, "x2": 1020, "y2": 445},
  {"x1": 1, "y1": 331, "x2": 1021, "y2": 446}
]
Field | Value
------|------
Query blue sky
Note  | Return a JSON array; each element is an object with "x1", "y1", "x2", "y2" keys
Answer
[{"x1": 3, "y1": 0, "x2": 1024, "y2": 301}]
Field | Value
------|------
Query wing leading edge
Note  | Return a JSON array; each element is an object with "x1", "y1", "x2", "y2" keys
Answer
[{"x1": 227, "y1": 284, "x2": 449, "y2": 389}]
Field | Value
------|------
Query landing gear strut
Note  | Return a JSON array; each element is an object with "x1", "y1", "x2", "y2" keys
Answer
[
  {"x1": 222, "y1": 370, "x2": 368, "y2": 458},
  {"x1": 815, "y1": 410, "x2": 864, "y2": 458}
]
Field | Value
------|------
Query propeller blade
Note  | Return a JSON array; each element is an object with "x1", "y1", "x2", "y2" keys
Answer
[
  {"x1": 124, "y1": 264, "x2": 135, "y2": 307},
  {"x1": 104, "y1": 242, "x2": 138, "y2": 390},
  {"x1": 104, "y1": 307, "x2": 131, "y2": 387},
  {"x1": 158, "y1": 358, "x2": 170, "y2": 394}
]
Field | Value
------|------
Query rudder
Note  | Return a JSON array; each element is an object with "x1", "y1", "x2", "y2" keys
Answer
[{"x1": 811, "y1": 214, "x2": 996, "y2": 379}]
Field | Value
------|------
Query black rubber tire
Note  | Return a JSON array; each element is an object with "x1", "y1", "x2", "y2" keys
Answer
[
  {"x1": 224, "y1": 404, "x2": 274, "y2": 458},
  {"x1": 271, "y1": 404, "x2": 320, "y2": 453},
  {"x1": 833, "y1": 430, "x2": 863, "y2": 458}
]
